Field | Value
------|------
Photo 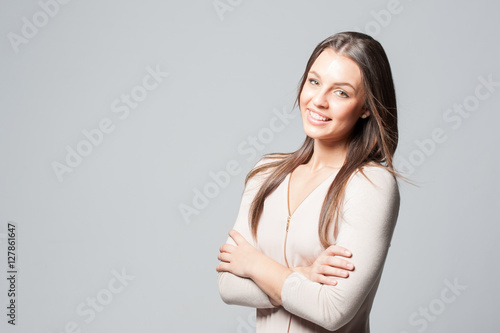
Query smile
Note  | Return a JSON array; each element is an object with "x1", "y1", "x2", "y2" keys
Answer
[{"x1": 308, "y1": 109, "x2": 332, "y2": 122}]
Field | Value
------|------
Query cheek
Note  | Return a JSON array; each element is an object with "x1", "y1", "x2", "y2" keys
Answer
[
  {"x1": 331, "y1": 100, "x2": 362, "y2": 119},
  {"x1": 299, "y1": 88, "x2": 314, "y2": 106}
]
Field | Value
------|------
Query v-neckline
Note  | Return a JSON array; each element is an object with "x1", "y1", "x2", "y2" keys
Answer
[{"x1": 286, "y1": 168, "x2": 338, "y2": 217}]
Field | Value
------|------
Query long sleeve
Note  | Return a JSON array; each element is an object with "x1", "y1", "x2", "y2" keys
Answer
[
  {"x1": 280, "y1": 166, "x2": 400, "y2": 331},
  {"x1": 217, "y1": 157, "x2": 278, "y2": 309}
]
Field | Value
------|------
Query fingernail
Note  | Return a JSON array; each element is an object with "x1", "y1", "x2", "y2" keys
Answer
[
  {"x1": 347, "y1": 263, "x2": 353, "y2": 269},
  {"x1": 344, "y1": 250, "x2": 351, "y2": 256}
]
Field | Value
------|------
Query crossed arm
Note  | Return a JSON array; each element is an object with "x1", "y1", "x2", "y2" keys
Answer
[
  {"x1": 216, "y1": 229, "x2": 354, "y2": 306},
  {"x1": 216, "y1": 162, "x2": 400, "y2": 330}
]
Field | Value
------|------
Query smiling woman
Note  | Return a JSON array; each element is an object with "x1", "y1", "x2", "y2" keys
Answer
[
  {"x1": 216, "y1": 32, "x2": 404, "y2": 332},
  {"x1": 300, "y1": 48, "x2": 369, "y2": 144}
]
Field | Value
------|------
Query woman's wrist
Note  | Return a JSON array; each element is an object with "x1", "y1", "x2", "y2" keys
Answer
[
  {"x1": 246, "y1": 253, "x2": 295, "y2": 306},
  {"x1": 247, "y1": 250, "x2": 267, "y2": 280},
  {"x1": 291, "y1": 266, "x2": 309, "y2": 279},
  {"x1": 248, "y1": 251, "x2": 292, "y2": 280},
  {"x1": 268, "y1": 296, "x2": 281, "y2": 307}
]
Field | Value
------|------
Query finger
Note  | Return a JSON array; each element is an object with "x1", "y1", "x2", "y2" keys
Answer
[
  {"x1": 313, "y1": 274, "x2": 338, "y2": 286},
  {"x1": 326, "y1": 244, "x2": 352, "y2": 257},
  {"x1": 228, "y1": 229, "x2": 247, "y2": 246},
  {"x1": 219, "y1": 243, "x2": 237, "y2": 253},
  {"x1": 217, "y1": 252, "x2": 231, "y2": 263},
  {"x1": 325, "y1": 256, "x2": 355, "y2": 271},
  {"x1": 318, "y1": 265, "x2": 350, "y2": 278},
  {"x1": 216, "y1": 262, "x2": 231, "y2": 272}
]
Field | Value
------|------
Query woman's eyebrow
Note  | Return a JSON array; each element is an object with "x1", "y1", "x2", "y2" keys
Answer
[{"x1": 308, "y1": 70, "x2": 357, "y2": 92}]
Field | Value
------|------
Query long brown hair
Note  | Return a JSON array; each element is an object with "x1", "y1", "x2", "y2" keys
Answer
[{"x1": 246, "y1": 31, "x2": 405, "y2": 248}]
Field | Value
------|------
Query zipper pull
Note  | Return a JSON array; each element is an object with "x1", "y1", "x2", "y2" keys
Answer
[{"x1": 286, "y1": 215, "x2": 291, "y2": 232}]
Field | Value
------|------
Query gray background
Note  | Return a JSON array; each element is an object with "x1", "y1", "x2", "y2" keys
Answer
[{"x1": 1, "y1": 0, "x2": 499, "y2": 332}]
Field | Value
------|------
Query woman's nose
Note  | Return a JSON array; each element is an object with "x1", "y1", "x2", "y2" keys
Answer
[{"x1": 312, "y1": 90, "x2": 329, "y2": 109}]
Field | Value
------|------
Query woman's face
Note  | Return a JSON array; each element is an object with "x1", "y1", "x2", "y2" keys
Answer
[{"x1": 299, "y1": 48, "x2": 368, "y2": 144}]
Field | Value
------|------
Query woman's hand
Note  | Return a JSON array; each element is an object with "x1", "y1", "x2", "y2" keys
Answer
[
  {"x1": 292, "y1": 245, "x2": 354, "y2": 286},
  {"x1": 216, "y1": 229, "x2": 263, "y2": 279}
]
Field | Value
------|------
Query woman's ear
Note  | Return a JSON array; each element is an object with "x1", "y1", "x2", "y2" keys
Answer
[{"x1": 360, "y1": 110, "x2": 370, "y2": 119}]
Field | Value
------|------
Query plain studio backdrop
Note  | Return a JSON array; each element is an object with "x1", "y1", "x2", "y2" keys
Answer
[{"x1": 0, "y1": 0, "x2": 498, "y2": 332}]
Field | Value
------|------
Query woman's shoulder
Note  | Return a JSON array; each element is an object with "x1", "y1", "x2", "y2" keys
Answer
[
  {"x1": 244, "y1": 153, "x2": 288, "y2": 189},
  {"x1": 342, "y1": 163, "x2": 401, "y2": 230},
  {"x1": 347, "y1": 162, "x2": 399, "y2": 197}
]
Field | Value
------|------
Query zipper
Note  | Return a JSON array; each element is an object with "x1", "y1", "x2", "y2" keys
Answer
[
  {"x1": 284, "y1": 215, "x2": 291, "y2": 268},
  {"x1": 285, "y1": 175, "x2": 293, "y2": 332},
  {"x1": 284, "y1": 168, "x2": 336, "y2": 332}
]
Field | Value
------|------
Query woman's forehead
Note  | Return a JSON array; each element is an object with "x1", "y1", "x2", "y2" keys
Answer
[{"x1": 310, "y1": 49, "x2": 363, "y2": 88}]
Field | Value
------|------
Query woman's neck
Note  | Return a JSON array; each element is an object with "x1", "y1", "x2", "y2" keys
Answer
[{"x1": 306, "y1": 138, "x2": 348, "y2": 172}]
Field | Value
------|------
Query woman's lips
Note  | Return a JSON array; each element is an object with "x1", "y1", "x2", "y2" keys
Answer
[{"x1": 307, "y1": 109, "x2": 332, "y2": 125}]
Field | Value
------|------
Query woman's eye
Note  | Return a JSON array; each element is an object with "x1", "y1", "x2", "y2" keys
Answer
[
  {"x1": 335, "y1": 90, "x2": 349, "y2": 98},
  {"x1": 309, "y1": 79, "x2": 319, "y2": 86}
]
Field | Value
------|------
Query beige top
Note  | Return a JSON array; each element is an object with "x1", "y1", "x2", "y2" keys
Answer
[{"x1": 218, "y1": 156, "x2": 400, "y2": 332}]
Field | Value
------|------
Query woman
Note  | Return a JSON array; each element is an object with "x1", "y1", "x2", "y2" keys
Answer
[{"x1": 216, "y1": 31, "x2": 402, "y2": 332}]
